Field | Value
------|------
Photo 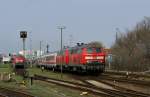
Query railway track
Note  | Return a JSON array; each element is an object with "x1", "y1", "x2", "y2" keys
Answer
[
  {"x1": 72, "y1": 75, "x2": 150, "y2": 97},
  {"x1": 99, "y1": 74, "x2": 150, "y2": 87},
  {"x1": 0, "y1": 93, "x2": 7, "y2": 97},
  {"x1": 0, "y1": 86, "x2": 36, "y2": 97},
  {"x1": 34, "y1": 74, "x2": 114, "y2": 97},
  {"x1": 84, "y1": 79, "x2": 150, "y2": 97},
  {"x1": 99, "y1": 80, "x2": 150, "y2": 96},
  {"x1": 105, "y1": 71, "x2": 150, "y2": 79},
  {"x1": 34, "y1": 74, "x2": 149, "y2": 97}
]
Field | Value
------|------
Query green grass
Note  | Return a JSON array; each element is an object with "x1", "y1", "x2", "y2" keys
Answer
[
  {"x1": 0, "y1": 76, "x2": 97, "y2": 97},
  {"x1": 0, "y1": 68, "x2": 10, "y2": 73},
  {"x1": 0, "y1": 63, "x2": 12, "y2": 73},
  {"x1": 0, "y1": 63, "x2": 11, "y2": 68},
  {"x1": 27, "y1": 68, "x2": 81, "y2": 82},
  {"x1": 28, "y1": 80, "x2": 96, "y2": 97},
  {"x1": 0, "y1": 65, "x2": 99, "y2": 97}
]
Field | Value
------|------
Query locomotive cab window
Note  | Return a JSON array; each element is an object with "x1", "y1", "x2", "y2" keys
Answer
[
  {"x1": 87, "y1": 48, "x2": 93, "y2": 53},
  {"x1": 87, "y1": 48, "x2": 101, "y2": 53}
]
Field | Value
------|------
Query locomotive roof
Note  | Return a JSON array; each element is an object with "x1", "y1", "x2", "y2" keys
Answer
[
  {"x1": 35, "y1": 44, "x2": 102, "y2": 58},
  {"x1": 64, "y1": 44, "x2": 102, "y2": 50},
  {"x1": 12, "y1": 55, "x2": 25, "y2": 58}
]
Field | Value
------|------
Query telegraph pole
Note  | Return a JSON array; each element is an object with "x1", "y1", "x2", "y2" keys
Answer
[
  {"x1": 58, "y1": 26, "x2": 66, "y2": 78},
  {"x1": 46, "y1": 44, "x2": 49, "y2": 53},
  {"x1": 39, "y1": 41, "x2": 42, "y2": 68},
  {"x1": 40, "y1": 41, "x2": 42, "y2": 58},
  {"x1": 23, "y1": 38, "x2": 25, "y2": 56},
  {"x1": 115, "y1": 28, "x2": 121, "y2": 43},
  {"x1": 29, "y1": 32, "x2": 32, "y2": 56},
  {"x1": 69, "y1": 34, "x2": 73, "y2": 47}
]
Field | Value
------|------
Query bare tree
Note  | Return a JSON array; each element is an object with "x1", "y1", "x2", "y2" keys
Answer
[{"x1": 111, "y1": 17, "x2": 150, "y2": 72}]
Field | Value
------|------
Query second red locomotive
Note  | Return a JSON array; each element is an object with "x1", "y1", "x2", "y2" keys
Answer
[
  {"x1": 37, "y1": 43, "x2": 105, "y2": 74},
  {"x1": 11, "y1": 55, "x2": 27, "y2": 75}
]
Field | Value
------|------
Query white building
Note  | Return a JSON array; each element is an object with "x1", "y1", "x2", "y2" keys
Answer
[
  {"x1": 19, "y1": 50, "x2": 44, "y2": 58},
  {"x1": 2, "y1": 56, "x2": 11, "y2": 64}
]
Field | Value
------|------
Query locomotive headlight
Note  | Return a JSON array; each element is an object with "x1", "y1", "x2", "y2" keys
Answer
[
  {"x1": 85, "y1": 56, "x2": 93, "y2": 59},
  {"x1": 97, "y1": 56, "x2": 104, "y2": 59}
]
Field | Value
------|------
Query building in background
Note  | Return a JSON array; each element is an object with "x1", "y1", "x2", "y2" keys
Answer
[
  {"x1": 19, "y1": 50, "x2": 44, "y2": 59},
  {"x1": 0, "y1": 54, "x2": 3, "y2": 63},
  {"x1": 2, "y1": 56, "x2": 11, "y2": 64},
  {"x1": 0, "y1": 53, "x2": 11, "y2": 64},
  {"x1": 103, "y1": 48, "x2": 112, "y2": 69}
]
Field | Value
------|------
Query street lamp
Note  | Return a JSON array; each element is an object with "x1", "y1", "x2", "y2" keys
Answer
[
  {"x1": 29, "y1": 32, "x2": 32, "y2": 57},
  {"x1": 40, "y1": 41, "x2": 42, "y2": 58},
  {"x1": 39, "y1": 41, "x2": 43, "y2": 68},
  {"x1": 46, "y1": 44, "x2": 49, "y2": 53},
  {"x1": 58, "y1": 26, "x2": 66, "y2": 78}
]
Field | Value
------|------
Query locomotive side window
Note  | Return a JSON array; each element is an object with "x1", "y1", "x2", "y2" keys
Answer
[
  {"x1": 74, "y1": 49, "x2": 78, "y2": 54},
  {"x1": 57, "y1": 51, "x2": 61, "y2": 55},
  {"x1": 68, "y1": 49, "x2": 71, "y2": 54},
  {"x1": 77, "y1": 48, "x2": 82, "y2": 54},
  {"x1": 62, "y1": 50, "x2": 65, "y2": 55},
  {"x1": 70, "y1": 49, "x2": 77, "y2": 54},
  {"x1": 87, "y1": 48, "x2": 101, "y2": 53},
  {"x1": 87, "y1": 48, "x2": 93, "y2": 53},
  {"x1": 70, "y1": 49, "x2": 73, "y2": 54},
  {"x1": 46, "y1": 56, "x2": 54, "y2": 61},
  {"x1": 95, "y1": 48, "x2": 101, "y2": 53}
]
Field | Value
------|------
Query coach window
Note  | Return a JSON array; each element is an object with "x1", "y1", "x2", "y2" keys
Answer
[{"x1": 46, "y1": 57, "x2": 49, "y2": 60}]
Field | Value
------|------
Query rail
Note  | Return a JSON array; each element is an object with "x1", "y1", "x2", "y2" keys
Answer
[
  {"x1": 34, "y1": 74, "x2": 149, "y2": 97},
  {"x1": 0, "y1": 86, "x2": 36, "y2": 97}
]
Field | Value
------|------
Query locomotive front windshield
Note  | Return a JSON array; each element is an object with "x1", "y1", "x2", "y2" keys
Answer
[{"x1": 87, "y1": 48, "x2": 101, "y2": 53}]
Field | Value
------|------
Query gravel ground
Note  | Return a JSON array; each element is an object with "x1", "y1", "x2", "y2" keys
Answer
[{"x1": 86, "y1": 80, "x2": 115, "y2": 90}]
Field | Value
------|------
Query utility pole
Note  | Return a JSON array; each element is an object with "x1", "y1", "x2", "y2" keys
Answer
[
  {"x1": 29, "y1": 31, "x2": 33, "y2": 67},
  {"x1": 29, "y1": 32, "x2": 32, "y2": 56},
  {"x1": 115, "y1": 28, "x2": 121, "y2": 43},
  {"x1": 115, "y1": 28, "x2": 119, "y2": 43},
  {"x1": 40, "y1": 41, "x2": 42, "y2": 58},
  {"x1": 69, "y1": 34, "x2": 73, "y2": 47},
  {"x1": 46, "y1": 44, "x2": 49, "y2": 53},
  {"x1": 23, "y1": 38, "x2": 25, "y2": 56},
  {"x1": 39, "y1": 41, "x2": 42, "y2": 68},
  {"x1": 58, "y1": 26, "x2": 66, "y2": 78}
]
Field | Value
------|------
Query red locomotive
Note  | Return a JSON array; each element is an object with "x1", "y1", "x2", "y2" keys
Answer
[
  {"x1": 11, "y1": 55, "x2": 27, "y2": 75},
  {"x1": 38, "y1": 43, "x2": 105, "y2": 74}
]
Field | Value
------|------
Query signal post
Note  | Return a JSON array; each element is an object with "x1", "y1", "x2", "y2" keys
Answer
[{"x1": 20, "y1": 31, "x2": 27, "y2": 57}]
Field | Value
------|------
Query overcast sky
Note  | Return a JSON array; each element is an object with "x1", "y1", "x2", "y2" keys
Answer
[{"x1": 0, "y1": 0, "x2": 150, "y2": 54}]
